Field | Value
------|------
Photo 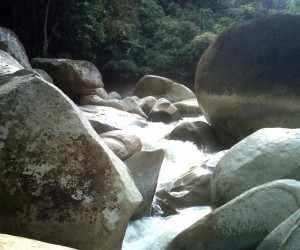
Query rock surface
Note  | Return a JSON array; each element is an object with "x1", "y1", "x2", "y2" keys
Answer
[
  {"x1": 166, "y1": 120, "x2": 220, "y2": 152},
  {"x1": 0, "y1": 50, "x2": 24, "y2": 75},
  {"x1": 79, "y1": 105, "x2": 147, "y2": 134},
  {"x1": 0, "y1": 26, "x2": 31, "y2": 68},
  {"x1": 167, "y1": 179, "x2": 300, "y2": 250},
  {"x1": 125, "y1": 149, "x2": 165, "y2": 220},
  {"x1": 173, "y1": 98, "x2": 202, "y2": 117},
  {"x1": 0, "y1": 234, "x2": 76, "y2": 250},
  {"x1": 0, "y1": 70, "x2": 142, "y2": 250},
  {"x1": 100, "y1": 130, "x2": 143, "y2": 161},
  {"x1": 211, "y1": 128, "x2": 300, "y2": 207},
  {"x1": 148, "y1": 98, "x2": 181, "y2": 124},
  {"x1": 195, "y1": 14, "x2": 300, "y2": 147},
  {"x1": 31, "y1": 58, "x2": 104, "y2": 101},
  {"x1": 134, "y1": 75, "x2": 195, "y2": 103},
  {"x1": 257, "y1": 208, "x2": 300, "y2": 250}
]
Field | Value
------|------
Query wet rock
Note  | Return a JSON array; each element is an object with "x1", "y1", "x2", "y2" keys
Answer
[
  {"x1": 0, "y1": 71, "x2": 142, "y2": 250},
  {"x1": 0, "y1": 50, "x2": 24, "y2": 75},
  {"x1": 125, "y1": 149, "x2": 165, "y2": 220},
  {"x1": 100, "y1": 130, "x2": 143, "y2": 161},
  {"x1": 31, "y1": 58, "x2": 104, "y2": 101},
  {"x1": 0, "y1": 26, "x2": 31, "y2": 68},
  {"x1": 79, "y1": 96, "x2": 124, "y2": 110},
  {"x1": 173, "y1": 98, "x2": 202, "y2": 117},
  {"x1": 134, "y1": 75, "x2": 195, "y2": 103},
  {"x1": 195, "y1": 14, "x2": 300, "y2": 148},
  {"x1": 211, "y1": 128, "x2": 300, "y2": 208},
  {"x1": 166, "y1": 120, "x2": 221, "y2": 152},
  {"x1": 148, "y1": 98, "x2": 181, "y2": 124},
  {"x1": 0, "y1": 234, "x2": 76, "y2": 250},
  {"x1": 167, "y1": 179, "x2": 300, "y2": 250},
  {"x1": 79, "y1": 105, "x2": 147, "y2": 134}
]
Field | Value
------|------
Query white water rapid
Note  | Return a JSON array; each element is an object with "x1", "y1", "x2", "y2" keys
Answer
[{"x1": 122, "y1": 116, "x2": 215, "y2": 250}]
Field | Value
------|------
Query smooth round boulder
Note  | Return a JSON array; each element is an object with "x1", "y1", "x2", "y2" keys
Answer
[
  {"x1": 120, "y1": 96, "x2": 147, "y2": 118},
  {"x1": 167, "y1": 179, "x2": 300, "y2": 250},
  {"x1": 211, "y1": 128, "x2": 300, "y2": 208},
  {"x1": 134, "y1": 75, "x2": 195, "y2": 103},
  {"x1": 31, "y1": 58, "x2": 104, "y2": 101},
  {"x1": 195, "y1": 14, "x2": 300, "y2": 148},
  {"x1": 137, "y1": 96, "x2": 157, "y2": 116}
]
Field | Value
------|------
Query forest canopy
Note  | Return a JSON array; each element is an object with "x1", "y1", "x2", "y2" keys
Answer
[{"x1": 0, "y1": 0, "x2": 299, "y2": 88}]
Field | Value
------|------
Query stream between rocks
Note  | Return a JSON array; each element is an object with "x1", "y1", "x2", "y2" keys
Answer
[{"x1": 121, "y1": 116, "x2": 215, "y2": 249}]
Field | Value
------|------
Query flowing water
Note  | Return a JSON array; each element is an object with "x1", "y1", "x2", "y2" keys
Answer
[{"x1": 122, "y1": 116, "x2": 214, "y2": 249}]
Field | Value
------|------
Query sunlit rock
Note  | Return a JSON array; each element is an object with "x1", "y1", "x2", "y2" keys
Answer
[
  {"x1": 257, "y1": 208, "x2": 300, "y2": 250},
  {"x1": 107, "y1": 91, "x2": 122, "y2": 100},
  {"x1": 31, "y1": 58, "x2": 104, "y2": 102},
  {"x1": 148, "y1": 98, "x2": 181, "y2": 124},
  {"x1": 120, "y1": 96, "x2": 148, "y2": 118},
  {"x1": 86, "y1": 87, "x2": 108, "y2": 99},
  {"x1": 0, "y1": 70, "x2": 142, "y2": 250},
  {"x1": 0, "y1": 234, "x2": 76, "y2": 250},
  {"x1": 167, "y1": 179, "x2": 300, "y2": 250},
  {"x1": 134, "y1": 75, "x2": 195, "y2": 103},
  {"x1": 195, "y1": 14, "x2": 300, "y2": 147},
  {"x1": 173, "y1": 98, "x2": 202, "y2": 117},
  {"x1": 0, "y1": 26, "x2": 31, "y2": 68},
  {"x1": 165, "y1": 120, "x2": 221, "y2": 152},
  {"x1": 211, "y1": 128, "x2": 300, "y2": 207},
  {"x1": 125, "y1": 149, "x2": 165, "y2": 220},
  {"x1": 33, "y1": 68, "x2": 53, "y2": 83},
  {"x1": 0, "y1": 50, "x2": 24, "y2": 75},
  {"x1": 138, "y1": 96, "x2": 157, "y2": 116},
  {"x1": 79, "y1": 105, "x2": 147, "y2": 134},
  {"x1": 100, "y1": 130, "x2": 143, "y2": 161},
  {"x1": 157, "y1": 169, "x2": 212, "y2": 210}
]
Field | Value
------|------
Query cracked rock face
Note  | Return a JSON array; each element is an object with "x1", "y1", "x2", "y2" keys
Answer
[{"x1": 0, "y1": 70, "x2": 142, "y2": 250}]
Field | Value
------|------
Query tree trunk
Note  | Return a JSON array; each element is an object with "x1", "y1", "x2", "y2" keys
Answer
[{"x1": 42, "y1": 0, "x2": 51, "y2": 56}]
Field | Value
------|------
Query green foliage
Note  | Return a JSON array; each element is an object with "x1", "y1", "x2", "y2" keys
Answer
[{"x1": 0, "y1": 0, "x2": 298, "y2": 87}]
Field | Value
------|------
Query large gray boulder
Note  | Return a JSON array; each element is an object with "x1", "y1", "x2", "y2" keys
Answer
[
  {"x1": 125, "y1": 149, "x2": 165, "y2": 220},
  {"x1": 0, "y1": 50, "x2": 24, "y2": 75},
  {"x1": 0, "y1": 26, "x2": 31, "y2": 68},
  {"x1": 257, "y1": 208, "x2": 300, "y2": 250},
  {"x1": 195, "y1": 14, "x2": 300, "y2": 148},
  {"x1": 0, "y1": 70, "x2": 142, "y2": 250},
  {"x1": 167, "y1": 179, "x2": 300, "y2": 250},
  {"x1": 0, "y1": 234, "x2": 76, "y2": 250},
  {"x1": 31, "y1": 58, "x2": 104, "y2": 101},
  {"x1": 211, "y1": 128, "x2": 300, "y2": 207},
  {"x1": 134, "y1": 75, "x2": 195, "y2": 103}
]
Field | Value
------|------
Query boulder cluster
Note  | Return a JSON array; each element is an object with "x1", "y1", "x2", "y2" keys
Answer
[
  {"x1": 2, "y1": 13, "x2": 300, "y2": 250},
  {"x1": 0, "y1": 26, "x2": 213, "y2": 249}
]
